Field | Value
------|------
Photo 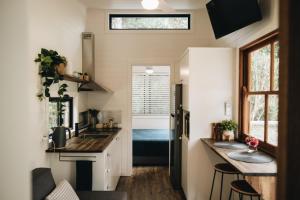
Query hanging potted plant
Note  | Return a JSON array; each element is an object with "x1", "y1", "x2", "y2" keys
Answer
[
  {"x1": 35, "y1": 48, "x2": 70, "y2": 148},
  {"x1": 219, "y1": 120, "x2": 238, "y2": 141},
  {"x1": 56, "y1": 58, "x2": 67, "y2": 75},
  {"x1": 35, "y1": 48, "x2": 68, "y2": 100}
]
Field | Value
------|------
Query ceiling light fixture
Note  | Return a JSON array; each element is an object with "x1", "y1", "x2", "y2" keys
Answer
[
  {"x1": 141, "y1": 0, "x2": 159, "y2": 10},
  {"x1": 145, "y1": 67, "x2": 154, "y2": 74}
]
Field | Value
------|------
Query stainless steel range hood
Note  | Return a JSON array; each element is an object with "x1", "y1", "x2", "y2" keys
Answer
[{"x1": 79, "y1": 32, "x2": 112, "y2": 93}]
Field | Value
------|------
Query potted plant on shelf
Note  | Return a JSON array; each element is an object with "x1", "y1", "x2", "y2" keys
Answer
[
  {"x1": 83, "y1": 73, "x2": 90, "y2": 81},
  {"x1": 219, "y1": 120, "x2": 238, "y2": 141},
  {"x1": 245, "y1": 136, "x2": 259, "y2": 153},
  {"x1": 35, "y1": 48, "x2": 68, "y2": 101},
  {"x1": 35, "y1": 48, "x2": 71, "y2": 148},
  {"x1": 78, "y1": 72, "x2": 84, "y2": 80}
]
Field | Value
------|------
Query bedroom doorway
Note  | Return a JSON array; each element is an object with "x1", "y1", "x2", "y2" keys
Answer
[{"x1": 131, "y1": 65, "x2": 171, "y2": 166}]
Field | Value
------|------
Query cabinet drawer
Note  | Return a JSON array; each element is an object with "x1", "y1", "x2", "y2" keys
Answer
[{"x1": 59, "y1": 153, "x2": 97, "y2": 162}]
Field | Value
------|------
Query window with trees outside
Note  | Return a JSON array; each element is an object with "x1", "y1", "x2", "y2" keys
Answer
[
  {"x1": 48, "y1": 97, "x2": 73, "y2": 133},
  {"x1": 240, "y1": 30, "x2": 279, "y2": 154},
  {"x1": 109, "y1": 14, "x2": 190, "y2": 30}
]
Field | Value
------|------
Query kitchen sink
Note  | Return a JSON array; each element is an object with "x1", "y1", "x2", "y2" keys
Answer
[
  {"x1": 87, "y1": 128, "x2": 120, "y2": 132},
  {"x1": 81, "y1": 133, "x2": 111, "y2": 139}
]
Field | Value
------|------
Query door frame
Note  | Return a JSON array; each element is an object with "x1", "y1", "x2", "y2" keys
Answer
[
  {"x1": 127, "y1": 62, "x2": 174, "y2": 173},
  {"x1": 277, "y1": 0, "x2": 300, "y2": 199}
]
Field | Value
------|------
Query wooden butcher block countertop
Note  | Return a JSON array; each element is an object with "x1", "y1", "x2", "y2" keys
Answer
[
  {"x1": 201, "y1": 138, "x2": 277, "y2": 176},
  {"x1": 46, "y1": 128, "x2": 121, "y2": 153}
]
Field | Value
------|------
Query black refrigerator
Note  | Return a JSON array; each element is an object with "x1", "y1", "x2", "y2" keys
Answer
[{"x1": 170, "y1": 84, "x2": 183, "y2": 190}]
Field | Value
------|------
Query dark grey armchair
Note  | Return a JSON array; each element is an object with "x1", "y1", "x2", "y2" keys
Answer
[{"x1": 32, "y1": 168, "x2": 127, "y2": 200}]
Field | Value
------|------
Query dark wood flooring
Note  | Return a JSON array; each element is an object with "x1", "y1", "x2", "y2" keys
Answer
[{"x1": 117, "y1": 167, "x2": 185, "y2": 200}]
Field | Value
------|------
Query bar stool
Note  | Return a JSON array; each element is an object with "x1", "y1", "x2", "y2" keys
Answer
[
  {"x1": 229, "y1": 180, "x2": 261, "y2": 200},
  {"x1": 210, "y1": 163, "x2": 240, "y2": 200}
]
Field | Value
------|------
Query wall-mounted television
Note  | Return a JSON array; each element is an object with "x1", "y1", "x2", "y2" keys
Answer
[{"x1": 206, "y1": 0, "x2": 262, "y2": 39}]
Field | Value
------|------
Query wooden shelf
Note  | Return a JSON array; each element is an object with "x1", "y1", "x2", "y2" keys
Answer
[
  {"x1": 63, "y1": 74, "x2": 89, "y2": 83},
  {"x1": 63, "y1": 74, "x2": 113, "y2": 93}
]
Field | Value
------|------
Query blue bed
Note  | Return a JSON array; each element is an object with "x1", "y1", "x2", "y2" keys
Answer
[{"x1": 132, "y1": 129, "x2": 170, "y2": 166}]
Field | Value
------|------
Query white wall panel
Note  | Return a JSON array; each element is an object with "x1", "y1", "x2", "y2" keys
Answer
[
  {"x1": 0, "y1": 1, "x2": 87, "y2": 199},
  {"x1": 132, "y1": 116, "x2": 170, "y2": 129}
]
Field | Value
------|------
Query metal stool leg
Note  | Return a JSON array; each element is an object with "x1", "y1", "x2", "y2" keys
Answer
[
  {"x1": 228, "y1": 189, "x2": 232, "y2": 200},
  {"x1": 258, "y1": 196, "x2": 261, "y2": 200},
  {"x1": 251, "y1": 196, "x2": 253, "y2": 200},
  {"x1": 236, "y1": 174, "x2": 239, "y2": 180},
  {"x1": 239, "y1": 194, "x2": 243, "y2": 200},
  {"x1": 220, "y1": 172, "x2": 224, "y2": 200},
  {"x1": 209, "y1": 170, "x2": 217, "y2": 200}
]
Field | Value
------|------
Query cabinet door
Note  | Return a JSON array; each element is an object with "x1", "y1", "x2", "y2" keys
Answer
[
  {"x1": 179, "y1": 50, "x2": 190, "y2": 111},
  {"x1": 181, "y1": 134, "x2": 189, "y2": 196},
  {"x1": 110, "y1": 133, "x2": 122, "y2": 190},
  {"x1": 105, "y1": 140, "x2": 114, "y2": 191},
  {"x1": 115, "y1": 133, "x2": 122, "y2": 178}
]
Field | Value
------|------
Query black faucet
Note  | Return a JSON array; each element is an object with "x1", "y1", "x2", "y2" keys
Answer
[{"x1": 75, "y1": 123, "x2": 79, "y2": 137}]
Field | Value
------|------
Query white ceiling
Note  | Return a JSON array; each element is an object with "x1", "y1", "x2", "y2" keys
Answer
[{"x1": 79, "y1": 0, "x2": 207, "y2": 10}]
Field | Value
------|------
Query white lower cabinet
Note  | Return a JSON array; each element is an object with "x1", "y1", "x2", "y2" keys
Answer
[
  {"x1": 102, "y1": 132, "x2": 122, "y2": 191},
  {"x1": 49, "y1": 132, "x2": 122, "y2": 191}
]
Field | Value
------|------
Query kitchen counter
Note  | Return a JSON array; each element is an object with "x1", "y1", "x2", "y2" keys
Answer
[
  {"x1": 201, "y1": 138, "x2": 277, "y2": 176},
  {"x1": 202, "y1": 138, "x2": 277, "y2": 200},
  {"x1": 46, "y1": 128, "x2": 121, "y2": 153}
]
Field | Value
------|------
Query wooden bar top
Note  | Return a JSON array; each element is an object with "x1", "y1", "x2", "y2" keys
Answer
[
  {"x1": 201, "y1": 138, "x2": 277, "y2": 176},
  {"x1": 46, "y1": 129, "x2": 121, "y2": 153}
]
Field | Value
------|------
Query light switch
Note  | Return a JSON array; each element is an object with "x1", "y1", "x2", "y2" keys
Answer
[{"x1": 225, "y1": 102, "x2": 232, "y2": 116}]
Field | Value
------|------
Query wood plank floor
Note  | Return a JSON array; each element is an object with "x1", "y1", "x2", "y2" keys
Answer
[{"x1": 117, "y1": 167, "x2": 185, "y2": 200}]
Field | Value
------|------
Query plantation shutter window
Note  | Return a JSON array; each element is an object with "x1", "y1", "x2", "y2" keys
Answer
[{"x1": 132, "y1": 66, "x2": 170, "y2": 116}]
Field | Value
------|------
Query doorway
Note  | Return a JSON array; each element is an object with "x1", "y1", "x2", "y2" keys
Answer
[{"x1": 131, "y1": 65, "x2": 171, "y2": 166}]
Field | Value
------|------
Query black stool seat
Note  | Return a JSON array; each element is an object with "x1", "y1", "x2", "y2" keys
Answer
[
  {"x1": 210, "y1": 163, "x2": 240, "y2": 200},
  {"x1": 215, "y1": 163, "x2": 239, "y2": 174},
  {"x1": 231, "y1": 180, "x2": 260, "y2": 196}
]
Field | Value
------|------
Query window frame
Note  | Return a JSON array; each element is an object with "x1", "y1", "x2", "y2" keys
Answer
[
  {"x1": 109, "y1": 14, "x2": 191, "y2": 30},
  {"x1": 49, "y1": 97, "x2": 74, "y2": 130},
  {"x1": 239, "y1": 30, "x2": 279, "y2": 156}
]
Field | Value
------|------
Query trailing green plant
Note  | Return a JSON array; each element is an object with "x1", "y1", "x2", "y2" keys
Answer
[
  {"x1": 35, "y1": 48, "x2": 67, "y2": 100},
  {"x1": 219, "y1": 120, "x2": 238, "y2": 132},
  {"x1": 57, "y1": 84, "x2": 70, "y2": 126},
  {"x1": 35, "y1": 48, "x2": 69, "y2": 126}
]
